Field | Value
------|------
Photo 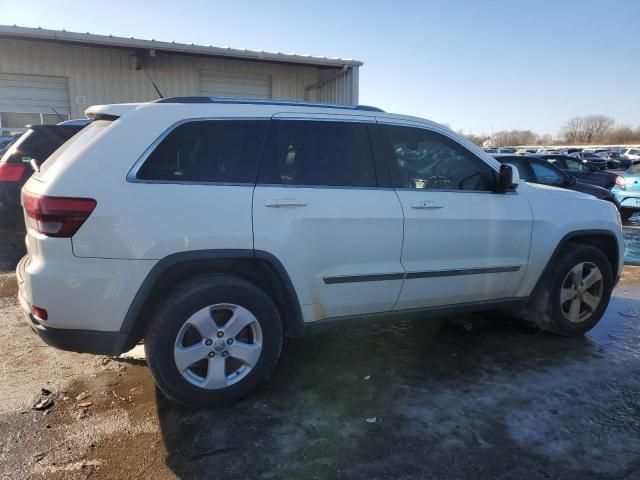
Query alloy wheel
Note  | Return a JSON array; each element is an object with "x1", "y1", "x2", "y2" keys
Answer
[
  {"x1": 560, "y1": 262, "x2": 604, "y2": 323},
  {"x1": 173, "y1": 303, "x2": 263, "y2": 389}
]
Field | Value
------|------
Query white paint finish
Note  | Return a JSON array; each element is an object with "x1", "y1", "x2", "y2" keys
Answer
[
  {"x1": 514, "y1": 182, "x2": 625, "y2": 297},
  {"x1": 19, "y1": 243, "x2": 155, "y2": 331},
  {"x1": 199, "y1": 71, "x2": 271, "y2": 99},
  {"x1": 31, "y1": 104, "x2": 272, "y2": 259},
  {"x1": 0, "y1": 73, "x2": 70, "y2": 114},
  {"x1": 394, "y1": 190, "x2": 533, "y2": 309},
  {"x1": 17, "y1": 100, "x2": 624, "y2": 338},
  {"x1": 72, "y1": 183, "x2": 255, "y2": 259},
  {"x1": 253, "y1": 186, "x2": 405, "y2": 320}
]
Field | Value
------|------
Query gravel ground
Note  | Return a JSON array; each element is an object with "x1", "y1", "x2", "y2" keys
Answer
[{"x1": 0, "y1": 263, "x2": 639, "y2": 479}]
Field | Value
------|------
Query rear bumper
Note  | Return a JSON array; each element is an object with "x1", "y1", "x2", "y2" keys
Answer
[
  {"x1": 17, "y1": 251, "x2": 155, "y2": 355},
  {"x1": 613, "y1": 190, "x2": 640, "y2": 210},
  {"x1": 16, "y1": 255, "x2": 126, "y2": 355}
]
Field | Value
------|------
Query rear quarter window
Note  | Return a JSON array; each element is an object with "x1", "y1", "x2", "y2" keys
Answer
[
  {"x1": 135, "y1": 120, "x2": 268, "y2": 184},
  {"x1": 38, "y1": 120, "x2": 111, "y2": 177}
]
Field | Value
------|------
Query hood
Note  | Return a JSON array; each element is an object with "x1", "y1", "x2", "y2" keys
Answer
[
  {"x1": 521, "y1": 181, "x2": 594, "y2": 199},
  {"x1": 570, "y1": 181, "x2": 614, "y2": 200}
]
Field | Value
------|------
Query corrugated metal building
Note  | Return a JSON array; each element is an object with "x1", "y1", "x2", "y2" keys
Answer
[{"x1": 0, "y1": 25, "x2": 362, "y2": 134}]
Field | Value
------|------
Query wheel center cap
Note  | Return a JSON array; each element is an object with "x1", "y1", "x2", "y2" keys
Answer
[{"x1": 213, "y1": 339, "x2": 226, "y2": 352}]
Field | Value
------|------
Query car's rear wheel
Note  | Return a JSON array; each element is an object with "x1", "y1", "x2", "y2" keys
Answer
[
  {"x1": 526, "y1": 244, "x2": 613, "y2": 335},
  {"x1": 145, "y1": 275, "x2": 283, "y2": 408}
]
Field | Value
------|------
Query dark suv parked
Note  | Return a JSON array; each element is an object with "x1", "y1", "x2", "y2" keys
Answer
[
  {"x1": 494, "y1": 155, "x2": 619, "y2": 207},
  {"x1": 0, "y1": 121, "x2": 89, "y2": 233},
  {"x1": 534, "y1": 154, "x2": 619, "y2": 190}
]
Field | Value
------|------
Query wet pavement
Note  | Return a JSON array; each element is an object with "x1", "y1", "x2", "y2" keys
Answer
[
  {"x1": 0, "y1": 266, "x2": 639, "y2": 479},
  {"x1": 624, "y1": 215, "x2": 640, "y2": 265}
]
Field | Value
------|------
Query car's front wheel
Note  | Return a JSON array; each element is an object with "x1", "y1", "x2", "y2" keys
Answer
[
  {"x1": 145, "y1": 275, "x2": 283, "y2": 408},
  {"x1": 527, "y1": 244, "x2": 613, "y2": 335}
]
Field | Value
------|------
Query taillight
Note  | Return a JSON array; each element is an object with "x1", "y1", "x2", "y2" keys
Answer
[
  {"x1": 31, "y1": 305, "x2": 48, "y2": 321},
  {"x1": 0, "y1": 162, "x2": 26, "y2": 182},
  {"x1": 615, "y1": 176, "x2": 626, "y2": 189},
  {"x1": 22, "y1": 190, "x2": 96, "y2": 238}
]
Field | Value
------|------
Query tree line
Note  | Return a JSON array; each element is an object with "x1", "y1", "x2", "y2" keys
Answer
[{"x1": 460, "y1": 115, "x2": 640, "y2": 147}]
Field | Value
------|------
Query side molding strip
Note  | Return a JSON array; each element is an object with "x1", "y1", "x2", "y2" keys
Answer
[
  {"x1": 405, "y1": 265, "x2": 521, "y2": 279},
  {"x1": 324, "y1": 265, "x2": 521, "y2": 285}
]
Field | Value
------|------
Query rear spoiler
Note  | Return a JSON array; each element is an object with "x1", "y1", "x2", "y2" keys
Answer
[{"x1": 85, "y1": 103, "x2": 140, "y2": 120}]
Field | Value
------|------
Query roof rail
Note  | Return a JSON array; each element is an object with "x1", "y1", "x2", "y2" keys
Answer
[{"x1": 152, "y1": 96, "x2": 384, "y2": 112}]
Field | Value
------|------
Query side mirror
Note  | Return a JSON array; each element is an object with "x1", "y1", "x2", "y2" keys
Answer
[
  {"x1": 566, "y1": 174, "x2": 577, "y2": 186},
  {"x1": 498, "y1": 164, "x2": 519, "y2": 191}
]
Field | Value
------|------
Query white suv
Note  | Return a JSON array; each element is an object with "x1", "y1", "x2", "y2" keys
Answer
[
  {"x1": 624, "y1": 148, "x2": 640, "y2": 162},
  {"x1": 17, "y1": 97, "x2": 624, "y2": 407}
]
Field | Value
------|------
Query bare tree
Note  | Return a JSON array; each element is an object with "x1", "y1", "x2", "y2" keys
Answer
[
  {"x1": 563, "y1": 116, "x2": 586, "y2": 143},
  {"x1": 562, "y1": 115, "x2": 614, "y2": 143},
  {"x1": 457, "y1": 129, "x2": 487, "y2": 146},
  {"x1": 605, "y1": 126, "x2": 640, "y2": 144},
  {"x1": 583, "y1": 115, "x2": 615, "y2": 142},
  {"x1": 492, "y1": 129, "x2": 537, "y2": 146}
]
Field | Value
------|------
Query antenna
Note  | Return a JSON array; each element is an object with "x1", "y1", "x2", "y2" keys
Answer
[
  {"x1": 51, "y1": 107, "x2": 65, "y2": 121},
  {"x1": 135, "y1": 53, "x2": 164, "y2": 99}
]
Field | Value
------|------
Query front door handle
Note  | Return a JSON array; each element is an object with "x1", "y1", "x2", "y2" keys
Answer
[
  {"x1": 410, "y1": 200, "x2": 443, "y2": 209},
  {"x1": 264, "y1": 199, "x2": 308, "y2": 208}
]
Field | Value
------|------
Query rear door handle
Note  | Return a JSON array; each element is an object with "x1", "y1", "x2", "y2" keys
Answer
[
  {"x1": 264, "y1": 199, "x2": 308, "y2": 208},
  {"x1": 410, "y1": 200, "x2": 443, "y2": 209}
]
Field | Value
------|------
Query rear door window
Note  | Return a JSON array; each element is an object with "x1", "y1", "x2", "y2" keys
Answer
[
  {"x1": 136, "y1": 120, "x2": 268, "y2": 184},
  {"x1": 258, "y1": 120, "x2": 377, "y2": 187}
]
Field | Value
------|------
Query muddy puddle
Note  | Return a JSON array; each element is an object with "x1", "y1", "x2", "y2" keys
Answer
[{"x1": 2, "y1": 294, "x2": 637, "y2": 479}]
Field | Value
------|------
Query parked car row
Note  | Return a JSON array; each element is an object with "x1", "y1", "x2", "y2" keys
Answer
[
  {"x1": 491, "y1": 152, "x2": 640, "y2": 221},
  {"x1": 493, "y1": 155, "x2": 619, "y2": 206},
  {"x1": 483, "y1": 146, "x2": 639, "y2": 170}
]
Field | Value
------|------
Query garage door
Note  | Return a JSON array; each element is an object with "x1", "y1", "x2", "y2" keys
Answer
[
  {"x1": 0, "y1": 73, "x2": 70, "y2": 132},
  {"x1": 199, "y1": 71, "x2": 271, "y2": 99}
]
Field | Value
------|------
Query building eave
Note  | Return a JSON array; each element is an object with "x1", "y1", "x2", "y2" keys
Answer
[{"x1": 0, "y1": 25, "x2": 364, "y2": 68}]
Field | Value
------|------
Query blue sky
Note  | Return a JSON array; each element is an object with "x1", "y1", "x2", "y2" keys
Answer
[{"x1": 1, "y1": 0, "x2": 638, "y2": 135}]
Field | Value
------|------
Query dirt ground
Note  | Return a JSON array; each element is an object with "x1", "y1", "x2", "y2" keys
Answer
[{"x1": 0, "y1": 260, "x2": 639, "y2": 480}]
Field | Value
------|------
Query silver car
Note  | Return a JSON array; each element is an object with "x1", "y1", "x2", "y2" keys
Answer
[{"x1": 613, "y1": 162, "x2": 640, "y2": 221}]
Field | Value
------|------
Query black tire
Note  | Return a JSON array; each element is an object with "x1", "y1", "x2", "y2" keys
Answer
[
  {"x1": 144, "y1": 275, "x2": 283, "y2": 408},
  {"x1": 621, "y1": 209, "x2": 634, "y2": 222},
  {"x1": 526, "y1": 244, "x2": 613, "y2": 335}
]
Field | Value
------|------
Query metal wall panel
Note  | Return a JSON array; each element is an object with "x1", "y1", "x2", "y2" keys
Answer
[
  {"x1": 199, "y1": 71, "x2": 271, "y2": 98},
  {"x1": 317, "y1": 67, "x2": 358, "y2": 105},
  {"x1": 0, "y1": 39, "x2": 357, "y2": 119},
  {"x1": 0, "y1": 72, "x2": 70, "y2": 114}
]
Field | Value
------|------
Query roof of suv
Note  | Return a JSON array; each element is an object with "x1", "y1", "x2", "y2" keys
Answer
[
  {"x1": 153, "y1": 97, "x2": 385, "y2": 112},
  {"x1": 85, "y1": 96, "x2": 385, "y2": 119}
]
